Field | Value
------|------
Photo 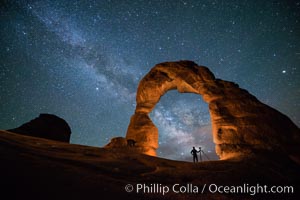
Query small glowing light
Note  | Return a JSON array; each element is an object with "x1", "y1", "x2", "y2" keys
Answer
[
  {"x1": 96, "y1": 87, "x2": 99, "y2": 90},
  {"x1": 282, "y1": 70, "x2": 286, "y2": 74}
]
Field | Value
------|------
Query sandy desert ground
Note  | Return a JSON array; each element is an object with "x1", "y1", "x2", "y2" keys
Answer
[{"x1": 0, "y1": 130, "x2": 299, "y2": 200}]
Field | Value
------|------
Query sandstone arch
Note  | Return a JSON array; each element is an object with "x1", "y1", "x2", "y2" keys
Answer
[{"x1": 125, "y1": 61, "x2": 300, "y2": 159}]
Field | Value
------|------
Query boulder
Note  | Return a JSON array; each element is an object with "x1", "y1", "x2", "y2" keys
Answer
[
  {"x1": 105, "y1": 137, "x2": 128, "y2": 148},
  {"x1": 8, "y1": 113, "x2": 71, "y2": 143}
]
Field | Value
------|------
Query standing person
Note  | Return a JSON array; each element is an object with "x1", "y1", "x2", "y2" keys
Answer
[
  {"x1": 191, "y1": 147, "x2": 199, "y2": 163},
  {"x1": 198, "y1": 147, "x2": 202, "y2": 161}
]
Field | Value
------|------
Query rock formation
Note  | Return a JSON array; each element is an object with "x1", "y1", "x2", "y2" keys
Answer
[
  {"x1": 8, "y1": 113, "x2": 71, "y2": 142},
  {"x1": 105, "y1": 137, "x2": 128, "y2": 148},
  {"x1": 121, "y1": 60, "x2": 300, "y2": 159}
]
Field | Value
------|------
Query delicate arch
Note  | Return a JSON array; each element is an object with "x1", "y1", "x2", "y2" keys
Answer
[{"x1": 125, "y1": 61, "x2": 299, "y2": 159}]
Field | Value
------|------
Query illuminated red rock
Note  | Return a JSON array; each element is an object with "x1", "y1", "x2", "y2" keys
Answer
[
  {"x1": 105, "y1": 137, "x2": 127, "y2": 147},
  {"x1": 124, "y1": 61, "x2": 300, "y2": 159}
]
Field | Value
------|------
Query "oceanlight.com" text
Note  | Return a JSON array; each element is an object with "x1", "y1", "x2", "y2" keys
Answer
[{"x1": 124, "y1": 183, "x2": 294, "y2": 196}]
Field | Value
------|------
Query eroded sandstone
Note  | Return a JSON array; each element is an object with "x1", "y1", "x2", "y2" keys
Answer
[
  {"x1": 108, "y1": 61, "x2": 300, "y2": 159},
  {"x1": 8, "y1": 113, "x2": 71, "y2": 143}
]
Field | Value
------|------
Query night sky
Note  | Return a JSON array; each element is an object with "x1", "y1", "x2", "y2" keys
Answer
[{"x1": 1, "y1": 0, "x2": 299, "y2": 161}]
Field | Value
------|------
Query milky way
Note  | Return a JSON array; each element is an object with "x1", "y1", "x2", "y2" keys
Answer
[{"x1": 1, "y1": 0, "x2": 299, "y2": 161}]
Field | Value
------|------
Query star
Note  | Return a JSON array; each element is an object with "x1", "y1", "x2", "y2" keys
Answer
[{"x1": 0, "y1": 0, "x2": 298, "y2": 161}]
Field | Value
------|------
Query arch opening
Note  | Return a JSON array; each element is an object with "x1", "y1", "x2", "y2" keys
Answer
[
  {"x1": 118, "y1": 61, "x2": 300, "y2": 160},
  {"x1": 149, "y1": 90, "x2": 218, "y2": 161}
]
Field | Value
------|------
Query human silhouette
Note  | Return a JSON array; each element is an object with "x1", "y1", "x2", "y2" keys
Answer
[
  {"x1": 191, "y1": 147, "x2": 199, "y2": 163},
  {"x1": 198, "y1": 147, "x2": 210, "y2": 161},
  {"x1": 198, "y1": 147, "x2": 203, "y2": 161}
]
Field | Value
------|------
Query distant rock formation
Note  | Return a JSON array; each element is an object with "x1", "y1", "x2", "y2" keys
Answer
[
  {"x1": 105, "y1": 137, "x2": 139, "y2": 150},
  {"x1": 121, "y1": 60, "x2": 300, "y2": 159},
  {"x1": 105, "y1": 137, "x2": 128, "y2": 148},
  {"x1": 8, "y1": 113, "x2": 71, "y2": 143}
]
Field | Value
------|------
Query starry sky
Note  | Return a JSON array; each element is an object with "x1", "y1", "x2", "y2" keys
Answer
[{"x1": 1, "y1": 0, "x2": 299, "y2": 161}]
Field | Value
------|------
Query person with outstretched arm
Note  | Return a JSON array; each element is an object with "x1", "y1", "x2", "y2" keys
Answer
[{"x1": 191, "y1": 147, "x2": 199, "y2": 163}]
